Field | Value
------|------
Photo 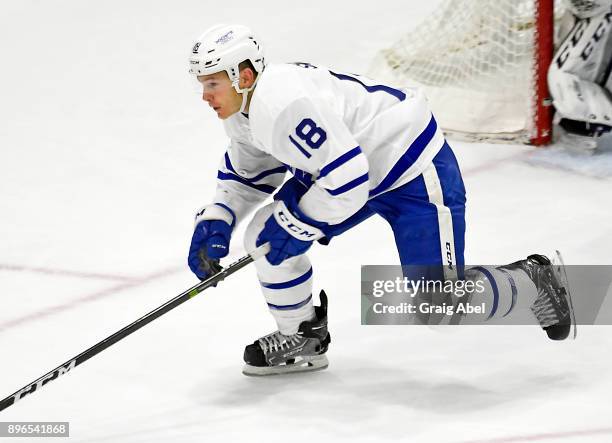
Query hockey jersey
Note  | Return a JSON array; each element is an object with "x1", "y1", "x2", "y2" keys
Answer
[{"x1": 211, "y1": 63, "x2": 446, "y2": 227}]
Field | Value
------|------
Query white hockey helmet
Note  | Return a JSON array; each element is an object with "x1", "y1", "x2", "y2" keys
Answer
[
  {"x1": 189, "y1": 24, "x2": 265, "y2": 94},
  {"x1": 565, "y1": 0, "x2": 612, "y2": 18}
]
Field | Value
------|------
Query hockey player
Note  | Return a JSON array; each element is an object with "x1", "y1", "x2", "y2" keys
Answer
[
  {"x1": 187, "y1": 24, "x2": 575, "y2": 376},
  {"x1": 548, "y1": 0, "x2": 612, "y2": 150}
]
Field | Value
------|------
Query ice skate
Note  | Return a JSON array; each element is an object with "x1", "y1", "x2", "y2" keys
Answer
[
  {"x1": 501, "y1": 251, "x2": 576, "y2": 340},
  {"x1": 242, "y1": 291, "x2": 331, "y2": 376}
]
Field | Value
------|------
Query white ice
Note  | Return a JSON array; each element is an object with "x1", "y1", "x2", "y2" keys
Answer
[{"x1": 1, "y1": 1, "x2": 612, "y2": 442}]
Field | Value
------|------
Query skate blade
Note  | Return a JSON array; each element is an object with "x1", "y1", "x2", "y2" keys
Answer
[
  {"x1": 242, "y1": 355, "x2": 329, "y2": 377},
  {"x1": 553, "y1": 250, "x2": 577, "y2": 340}
]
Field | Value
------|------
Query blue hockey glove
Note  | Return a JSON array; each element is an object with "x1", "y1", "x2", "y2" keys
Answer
[
  {"x1": 274, "y1": 178, "x2": 332, "y2": 247},
  {"x1": 256, "y1": 200, "x2": 326, "y2": 266},
  {"x1": 188, "y1": 205, "x2": 235, "y2": 280}
]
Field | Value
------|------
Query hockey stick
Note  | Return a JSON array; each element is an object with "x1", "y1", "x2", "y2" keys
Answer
[{"x1": 0, "y1": 243, "x2": 270, "y2": 413}]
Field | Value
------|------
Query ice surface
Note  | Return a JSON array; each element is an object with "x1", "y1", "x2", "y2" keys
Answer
[{"x1": 1, "y1": 1, "x2": 611, "y2": 442}]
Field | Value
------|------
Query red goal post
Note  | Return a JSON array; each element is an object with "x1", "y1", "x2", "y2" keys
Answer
[{"x1": 533, "y1": 0, "x2": 555, "y2": 145}]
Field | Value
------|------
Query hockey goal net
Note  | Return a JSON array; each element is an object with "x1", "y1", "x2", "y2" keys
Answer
[{"x1": 369, "y1": 0, "x2": 565, "y2": 145}]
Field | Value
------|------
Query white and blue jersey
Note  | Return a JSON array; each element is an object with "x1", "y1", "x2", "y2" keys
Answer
[
  {"x1": 207, "y1": 61, "x2": 466, "y2": 291},
  {"x1": 205, "y1": 62, "x2": 467, "y2": 332},
  {"x1": 212, "y1": 62, "x2": 446, "y2": 227}
]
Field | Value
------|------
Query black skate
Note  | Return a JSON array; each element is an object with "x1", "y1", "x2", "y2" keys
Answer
[
  {"x1": 502, "y1": 251, "x2": 576, "y2": 340},
  {"x1": 242, "y1": 290, "x2": 331, "y2": 376}
]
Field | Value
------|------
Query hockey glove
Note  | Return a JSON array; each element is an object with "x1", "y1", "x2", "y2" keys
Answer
[
  {"x1": 256, "y1": 199, "x2": 326, "y2": 266},
  {"x1": 273, "y1": 178, "x2": 331, "y2": 246},
  {"x1": 188, "y1": 204, "x2": 235, "y2": 280}
]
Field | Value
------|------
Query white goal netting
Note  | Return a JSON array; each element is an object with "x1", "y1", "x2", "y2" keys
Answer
[{"x1": 369, "y1": 0, "x2": 566, "y2": 144}]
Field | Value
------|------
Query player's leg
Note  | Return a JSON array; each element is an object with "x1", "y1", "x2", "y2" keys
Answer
[
  {"x1": 371, "y1": 142, "x2": 466, "y2": 280},
  {"x1": 361, "y1": 142, "x2": 465, "y2": 325},
  {"x1": 241, "y1": 203, "x2": 331, "y2": 375},
  {"x1": 240, "y1": 198, "x2": 380, "y2": 374},
  {"x1": 244, "y1": 204, "x2": 315, "y2": 334},
  {"x1": 372, "y1": 142, "x2": 574, "y2": 338}
]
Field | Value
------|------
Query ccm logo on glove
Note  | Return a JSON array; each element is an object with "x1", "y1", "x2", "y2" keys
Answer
[{"x1": 273, "y1": 201, "x2": 324, "y2": 241}]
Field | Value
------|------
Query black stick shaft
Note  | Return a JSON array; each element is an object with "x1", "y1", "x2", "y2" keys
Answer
[{"x1": 0, "y1": 251, "x2": 258, "y2": 412}]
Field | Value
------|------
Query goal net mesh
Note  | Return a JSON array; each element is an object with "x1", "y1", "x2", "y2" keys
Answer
[{"x1": 369, "y1": 0, "x2": 566, "y2": 144}]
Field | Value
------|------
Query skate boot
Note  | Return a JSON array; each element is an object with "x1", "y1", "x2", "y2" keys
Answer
[
  {"x1": 501, "y1": 253, "x2": 576, "y2": 340},
  {"x1": 242, "y1": 290, "x2": 331, "y2": 376}
]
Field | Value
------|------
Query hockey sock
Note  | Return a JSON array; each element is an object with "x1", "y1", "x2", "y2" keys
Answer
[
  {"x1": 267, "y1": 299, "x2": 316, "y2": 336},
  {"x1": 465, "y1": 265, "x2": 539, "y2": 325}
]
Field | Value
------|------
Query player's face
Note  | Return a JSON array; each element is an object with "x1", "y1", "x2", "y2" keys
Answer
[{"x1": 197, "y1": 72, "x2": 242, "y2": 119}]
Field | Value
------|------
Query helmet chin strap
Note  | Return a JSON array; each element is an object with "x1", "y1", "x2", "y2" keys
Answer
[
  {"x1": 232, "y1": 76, "x2": 259, "y2": 114},
  {"x1": 239, "y1": 89, "x2": 249, "y2": 114}
]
